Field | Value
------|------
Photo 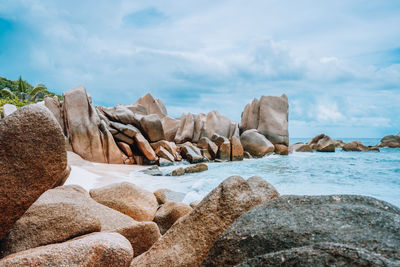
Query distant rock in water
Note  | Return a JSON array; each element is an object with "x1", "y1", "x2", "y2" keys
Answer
[
  {"x1": 203, "y1": 195, "x2": 400, "y2": 266},
  {"x1": 379, "y1": 134, "x2": 400, "y2": 148},
  {"x1": 240, "y1": 94, "x2": 289, "y2": 146},
  {"x1": 289, "y1": 142, "x2": 313, "y2": 152},
  {"x1": 0, "y1": 104, "x2": 69, "y2": 240},
  {"x1": 307, "y1": 133, "x2": 336, "y2": 152},
  {"x1": 342, "y1": 141, "x2": 380, "y2": 152}
]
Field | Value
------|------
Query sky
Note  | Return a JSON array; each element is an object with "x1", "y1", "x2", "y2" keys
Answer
[{"x1": 0, "y1": 0, "x2": 399, "y2": 138}]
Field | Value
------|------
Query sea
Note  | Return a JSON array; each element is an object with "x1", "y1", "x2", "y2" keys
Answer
[{"x1": 129, "y1": 138, "x2": 400, "y2": 208}]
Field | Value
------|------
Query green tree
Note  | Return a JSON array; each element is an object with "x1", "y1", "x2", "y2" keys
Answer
[{"x1": 0, "y1": 76, "x2": 48, "y2": 102}]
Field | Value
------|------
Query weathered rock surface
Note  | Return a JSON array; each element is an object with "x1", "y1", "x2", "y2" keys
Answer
[
  {"x1": 172, "y1": 167, "x2": 185, "y2": 176},
  {"x1": 44, "y1": 96, "x2": 65, "y2": 133},
  {"x1": 0, "y1": 186, "x2": 101, "y2": 257},
  {"x1": 246, "y1": 176, "x2": 280, "y2": 202},
  {"x1": 0, "y1": 104, "x2": 68, "y2": 240},
  {"x1": 180, "y1": 142, "x2": 204, "y2": 163},
  {"x1": 289, "y1": 142, "x2": 313, "y2": 153},
  {"x1": 343, "y1": 141, "x2": 380, "y2": 152},
  {"x1": 45, "y1": 185, "x2": 160, "y2": 256},
  {"x1": 0, "y1": 232, "x2": 133, "y2": 267},
  {"x1": 135, "y1": 93, "x2": 167, "y2": 118},
  {"x1": 379, "y1": 134, "x2": 400, "y2": 148},
  {"x1": 118, "y1": 142, "x2": 133, "y2": 157},
  {"x1": 154, "y1": 202, "x2": 193, "y2": 234},
  {"x1": 230, "y1": 136, "x2": 244, "y2": 161},
  {"x1": 236, "y1": 242, "x2": 399, "y2": 267},
  {"x1": 151, "y1": 140, "x2": 181, "y2": 161},
  {"x1": 155, "y1": 146, "x2": 175, "y2": 162},
  {"x1": 2, "y1": 104, "x2": 17, "y2": 117},
  {"x1": 212, "y1": 134, "x2": 231, "y2": 160},
  {"x1": 240, "y1": 95, "x2": 289, "y2": 145},
  {"x1": 140, "y1": 114, "x2": 165, "y2": 142},
  {"x1": 203, "y1": 195, "x2": 400, "y2": 266},
  {"x1": 141, "y1": 166, "x2": 163, "y2": 176},
  {"x1": 130, "y1": 176, "x2": 279, "y2": 267},
  {"x1": 197, "y1": 137, "x2": 218, "y2": 159},
  {"x1": 184, "y1": 163, "x2": 208, "y2": 173},
  {"x1": 274, "y1": 144, "x2": 288, "y2": 155},
  {"x1": 240, "y1": 129, "x2": 274, "y2": 157},
  {"x1": 154, "y1": 189, "x2": 186, "y2": 205},
  {"x1": 90, "y1": 182, "x2": 158, "y2": 222},
  {"x1": 162, "y1": 116, "x2": 180, "y2": 142},
  {"x1": 307, "y1": 133, "x2": 336, "y2": 152}
]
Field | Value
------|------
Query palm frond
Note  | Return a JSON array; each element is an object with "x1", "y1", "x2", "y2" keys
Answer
[{"x1": 0, "y1": 88, "x2": 16, "y2": 98}]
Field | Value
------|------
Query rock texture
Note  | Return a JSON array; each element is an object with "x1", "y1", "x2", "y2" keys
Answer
[
  {"x1": 154, "y1": 202, "x2": 193, "y2": 234},
  {"x1": 289, "y1": 142, "x2": 313, "y2": 153},
  {"x1": 90, "y1": 182, "x2": 158, "y2": 222},
  {"x1": 203, "y1": 195, "x2": 400, "y2": 266},
  {"x1": 230, "y1": 136, "x2": 244, "y2": 161},
  {"x1": 274, "y1": 144, "x2": 288, "y2": 155},
  {"x1": 130, "y1": 176, "x2": 279, "y2": 267},
  {"x1": 343, "y1": 141, "x2": 380, "y2": 152},
  {"x1": 379, "y1": 134, "x2": 400, "y2": 148},
  {"x1": 0, "y1": 186, "x2": 101, "y2": 257},
  {"x1": 197, "y1": 137, "x2": 218, "y2": 159},
  {"x1": 0, "y1": 104, "x2": 68, "y2": 240},
  {"x1": 184, "y1": 163, "x2": 208, "y2": 174},
  {"x1": 135, "y1": 93, "x2": 167, "y2": 118},
  {"x1": 154, "y1": 189, "x2": 186, "y2": 205},
  {"x1": 0, "y1": 232, "x2": 133, "y2": 267},
  {"x1": 140, "y1": 114, "x2": 165, "y2": 142},
  {"x1": 240, "y1": 129, "x2": 274, "y2": 157},
  {"x1": 307, "y1": 134, "x2": 336, "y2": 152},
  {"x1": 240, "y1": 95, "x2": 289, "y2": 145}
]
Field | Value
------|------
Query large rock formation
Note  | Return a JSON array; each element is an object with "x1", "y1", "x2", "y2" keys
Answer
[
  {"x1": 240, "y1": 129, "x2": 275, "y2": 157},
  {"x1": 130, "y1": 176, "x2": 279, "y2": 266},
  {"x1": 63, "y1": 85, "x2": 124, "y2": 163},
  {"x1": 0, "y1": 104, "x2": 69, "y2": 240},
  {"x1": 0, "y1": 232, "x2": 133, "y2": 267},
  {"x1": 240, "y1": 95, "x2": 289, "y2": 145},
  {"x1": 90, "y1": 182, "x2": 158, "y2": 222},
  {"x1": 154, "y1": 202, "x2": 193, "y2": 234},
  {"x1": 135, "y1": 93, "x2": 167, "y2": 118},
  {"x1": 203, "y1": 195, "x2": 400, "y2": 266},
  {"x1": 307, "y1": 133, "x2": 336, "y2": 152}
]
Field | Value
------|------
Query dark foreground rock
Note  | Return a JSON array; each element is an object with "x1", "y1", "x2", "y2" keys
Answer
[
  {"x1": 0, "y1": 232, "x2": 133, "y2": 267},
  {"x1": 130, "y1": 176, "x2": 279, "y2": 267},
  {"x1": 203, "y1": 195, "x2": 400, "y2": 266},
  {"x1": 236, "y1": 242, "x2": 398, "y2": 267},
  {"x1": 0, "y1": 104, "x2": 68, "y2": 240}
]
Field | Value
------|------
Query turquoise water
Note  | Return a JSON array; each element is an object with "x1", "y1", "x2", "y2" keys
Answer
[{"x1": 130, "y1": 138, "x2": 400, "y2": 207}]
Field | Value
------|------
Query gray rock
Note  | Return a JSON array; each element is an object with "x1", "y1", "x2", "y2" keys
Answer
[
  {"x1": 141, "y1": 166, "x2": 163, "y2": 176},
  {"x1": 236, "y1": 243, "x2": 399, "y2": 267},
  {"x1": 203, "y1": 195, "x2": 400, "y2": 266}
]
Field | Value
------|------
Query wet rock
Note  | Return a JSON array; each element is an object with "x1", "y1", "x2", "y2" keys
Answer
[
  {"x1": 274, "y1": 144, "x2": 288, "y2": 155},
  {"x1": 380, "y1": 134, "x2": 400, "y2": 148},
  {"x1": 240, "y1": 129, "x2": 274, "y2": 157},
  {"x1": 0, "y1": 104, "x2": 68, "y2": 240},
  {"x1": 0, "y1": 232, "x2": 133, "y2": 267},
  {"x1": 154, "y1": 202, "x2": 193, "y2": 234},
  {"x1": 343, "y1": 141, "x2": 380, "y2": 152},
  {"x1": 154, "y1": 189, "x2": 186, "y2": 204},
  {"x1": 240, "y1": 95, "x2": 289, "y2": 145},
  {"x1": 203, "y1": 195, "x2": 400, "y2": 266},
  {"x1": 184, "y1": 163, "x2": 208, "y2": 173},
  {"x1": 180, "y1": 142, "x2": 204, "y2": 163},
  {"x1": 171, "y1": 167, "x2": 185, "y2": 176},
  {"x1": 130, "y1": 176, "x2": 279, "y2": 266},
  {"x1": 335, "y1": 139, "x2": 346, "y2": 148},
  {"x1": 289, "y1": 142, "x2": 313, "y2": 152},
  {"x1": 307, "y1": 134, "x2": 336, "y2": 152},
  {"x1": 90, "y1": 182, "x2": 158, "y2": 222},
  {"x1": 141, "y1": 166, "x2": 163, "y2": 176}
]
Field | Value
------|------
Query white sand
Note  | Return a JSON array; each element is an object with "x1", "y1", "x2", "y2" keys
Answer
[{"x1": 65, "y1": 152, "x2": 150, "y2": 191}]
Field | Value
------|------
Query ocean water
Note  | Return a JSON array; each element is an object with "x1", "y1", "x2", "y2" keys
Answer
[{"x1": 130, "y1": 138, "x2": 400, "y2": 207}]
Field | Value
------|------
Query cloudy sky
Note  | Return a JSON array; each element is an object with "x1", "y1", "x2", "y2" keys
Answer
[{"x1": 1, "y1": 0, "x2": 399, "y2": 138}]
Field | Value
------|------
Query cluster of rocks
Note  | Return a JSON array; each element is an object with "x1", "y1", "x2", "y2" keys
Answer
[
  {"x1": 379, "y1": 133, "x2": 400, "y2": 148},
  {"x1": 1, "y1": 104, "x2": 399, "y2": 266},
  {"x1": 37, "y1": 87, "x2": 291, "y2": 166},
  {"x1": 290, "y1": 133, "x2": 382, "y2": 153}
]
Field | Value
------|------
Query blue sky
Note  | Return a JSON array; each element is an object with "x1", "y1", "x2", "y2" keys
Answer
[{"x1": 0, "y1": 0, "x2": 399, "y2": 138}]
